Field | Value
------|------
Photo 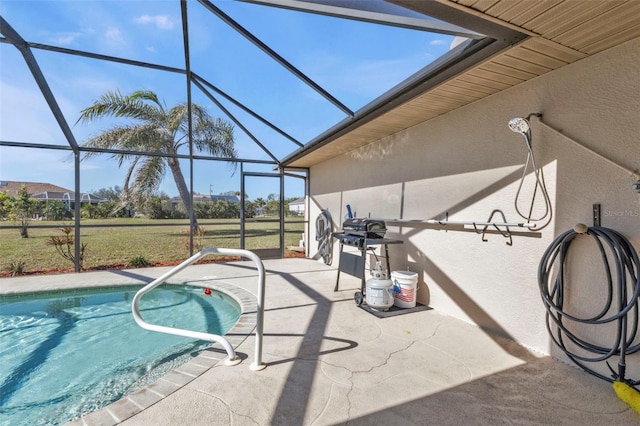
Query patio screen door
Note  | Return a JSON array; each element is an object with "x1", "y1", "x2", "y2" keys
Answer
[{"x1": 241, "y1": 171, "x2": 283, "y2": 259}]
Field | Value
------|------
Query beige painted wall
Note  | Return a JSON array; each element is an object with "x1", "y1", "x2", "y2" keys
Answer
[{"x1": 308, "y1": 37, "x2": 640, "y2": 376}]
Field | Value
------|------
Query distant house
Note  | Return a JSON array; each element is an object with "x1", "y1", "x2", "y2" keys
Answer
[
  {"x1": 211, "y1": 194, "x2": 241, "y2": 204},
  {"x1": 288, "y1": 197, "x2": 305, "y2": 215},
  {"x1": 169, "y1": 193, "x2": 240, "y2": 210},
  {"x1": 0, "y1": 180, "x2": 106, "y2": 210}
]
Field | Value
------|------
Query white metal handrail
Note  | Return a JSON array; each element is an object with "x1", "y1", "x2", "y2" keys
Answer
[{"x1": 131, "y1": 247, "x2": 266, "y2": 370}]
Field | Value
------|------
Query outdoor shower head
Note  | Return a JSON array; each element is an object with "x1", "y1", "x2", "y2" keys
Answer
[
  {"x1": 508, "y1": 117, "x2": 530, "y2": 135},
  {"x1": 508, "y1": 116, "x2": 533, "y2": 148}
]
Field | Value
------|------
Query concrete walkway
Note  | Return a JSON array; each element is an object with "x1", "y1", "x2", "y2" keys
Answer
[{"x1": 2, "y1": 258, "x2": 638, "y2": 425}]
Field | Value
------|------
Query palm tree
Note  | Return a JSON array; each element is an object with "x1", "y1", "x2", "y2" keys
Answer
[{"x1": 77, "y1": 90, "x2": 237, "y2": 227}]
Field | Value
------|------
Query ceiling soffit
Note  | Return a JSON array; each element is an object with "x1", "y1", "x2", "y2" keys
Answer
[{"x1": 282, "y1": 0, "x2": 640, "y2": 168}]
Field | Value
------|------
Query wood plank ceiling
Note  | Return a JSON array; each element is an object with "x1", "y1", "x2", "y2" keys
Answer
[{"x1": 283, "y1": 0, "x2": 640, "y2": 168}]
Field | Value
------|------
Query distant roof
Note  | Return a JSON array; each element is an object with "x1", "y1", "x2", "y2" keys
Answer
[
  {"x1": 0, "y1": 180, "x2": 105, "y2": 202},
  {"x1": 211, "y1": 194, "x2": 241, "y2": 203},
  {"x1": 0, "y1": 180, "x2": 71, "y2": 197},
  {"x1": 170, "y1": 194, "x2": 241, "y2": 204}
]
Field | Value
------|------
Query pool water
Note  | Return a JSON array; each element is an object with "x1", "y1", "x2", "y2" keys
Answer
[{"x1": 0, "y1": 285, "x2": 240, "y2": 426}]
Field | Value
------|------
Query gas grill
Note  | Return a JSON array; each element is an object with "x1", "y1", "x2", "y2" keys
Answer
[
  {"x1": 342, "y1": 218, "x2": 387, "y2": 238},
  {"x1": 332, "y1": 218, "x2": 403, "y2": 295},
  {"x1": 336, "y1": 218, "x2": 387, "y2": 248}
]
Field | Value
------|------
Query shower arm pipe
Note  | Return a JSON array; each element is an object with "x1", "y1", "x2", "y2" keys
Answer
[
  {"x1": 380, "y1": 218, "x2": 537, "y2": 229},
  {"x1": 131, "y1": 247, "x2": 266, "y2": 371},
  {"x1": 533, "y1": 115, "x2": 640, "y2": 179}
]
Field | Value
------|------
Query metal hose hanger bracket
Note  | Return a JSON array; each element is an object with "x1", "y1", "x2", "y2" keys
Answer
[
  {"x1": 316, "y1": 209, "x2": 333, "y2": 265},
  {"x1": 538, "y1": 224, "x2": 640, "y2": 385}
]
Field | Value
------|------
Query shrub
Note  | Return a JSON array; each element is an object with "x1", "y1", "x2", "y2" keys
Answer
[
  {"x1": 6, "y1": 260, "x2": 26, "y2": 276},
  {"x1": 46, "y1": 227, "x2": 87, "y2": 269},
  {"x1": 7, "y1": 186, "x2": 38, "y2": 238},
  {"x1": 182, "y1": 226, "x2": 206, "y2": 253},
  {"x1": 95, "y1": 201, "x2": 126, "y2": 218},
  {"x1": 128, "y1": 255, "x2": 150, "y2": 268},
  {"x1": 43, "y1": 200, "x2": 71, "y2": 221}
]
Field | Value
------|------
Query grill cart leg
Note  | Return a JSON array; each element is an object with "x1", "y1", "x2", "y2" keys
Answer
[{"x1": 334, "y1": 242, "x2": 344, "y2": 291}]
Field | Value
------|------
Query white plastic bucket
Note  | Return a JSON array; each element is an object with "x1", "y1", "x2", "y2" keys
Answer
[{"x1": 391, "y1": 270, "x2": 418, "y2": 308}]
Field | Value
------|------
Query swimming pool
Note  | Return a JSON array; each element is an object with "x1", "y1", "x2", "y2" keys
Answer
[{"x1": 0, "y1": 284, "x2": 241, "y2": 426}]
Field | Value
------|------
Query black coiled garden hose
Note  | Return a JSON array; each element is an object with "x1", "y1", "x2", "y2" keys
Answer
[{"x1": 538, "y1": 224, "x2": 640, "y2": 384}]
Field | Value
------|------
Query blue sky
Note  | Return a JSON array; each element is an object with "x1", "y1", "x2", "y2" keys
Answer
[{"x1": 0, "y1": 0, "x2": 456, "y2": 200}]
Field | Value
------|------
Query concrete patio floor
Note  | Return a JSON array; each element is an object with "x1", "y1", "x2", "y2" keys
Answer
[{"x1": 2, "y1": 257, "x2": 638, "y2": 425}]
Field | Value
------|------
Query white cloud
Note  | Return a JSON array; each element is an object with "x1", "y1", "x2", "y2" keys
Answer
[
  {"x1": 429, "y1": 39, "x2": 447, "y2": 46},
  {"x1": 50, "y1": 32, "x2": 82, "y2": 46},
  {"x1": 105, "y1": 26, "x2": 125, "y2": 46},
  {"x1": 135, "y1": 14, "x2": 176, "y2": 30},
  {"x1": 79, "y1": 160, "x2": 106, "y2": 171}
]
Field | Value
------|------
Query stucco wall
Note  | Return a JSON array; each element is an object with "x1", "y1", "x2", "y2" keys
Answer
[{"x1": 308, "y1": 37, "x2": 640, "y2": 375}]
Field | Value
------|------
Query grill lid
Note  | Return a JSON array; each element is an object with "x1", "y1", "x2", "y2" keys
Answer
[{"x1": 342, "y1": 218, "x2": 386, "y2": 238}]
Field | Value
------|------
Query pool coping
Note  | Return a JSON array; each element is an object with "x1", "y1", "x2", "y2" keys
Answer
[{"x1": 55, "y1": 280, "x2": 258, "y2": 426}]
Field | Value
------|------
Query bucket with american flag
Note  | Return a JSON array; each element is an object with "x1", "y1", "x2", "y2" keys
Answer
[{"x1": 391, "y1": 270, "x2": 418, "y2": 308}]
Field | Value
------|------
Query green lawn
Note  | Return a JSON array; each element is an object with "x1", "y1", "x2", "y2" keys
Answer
[{"x1": 0, "y1": 217, "x2": 306, "y2": 274}]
